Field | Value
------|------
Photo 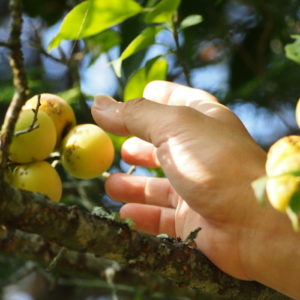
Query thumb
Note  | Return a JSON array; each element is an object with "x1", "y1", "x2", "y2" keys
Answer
[{"x1": 91, "y1": 95, "x2": 204, "y2": 148}]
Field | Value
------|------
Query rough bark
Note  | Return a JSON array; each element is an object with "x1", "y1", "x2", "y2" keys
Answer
[
  {"x1": 0, "y1": 228, "x2": 212, "y2": 299},
  {"x1": 0, "y1": 182, "x2": 288, "y2": 299}
]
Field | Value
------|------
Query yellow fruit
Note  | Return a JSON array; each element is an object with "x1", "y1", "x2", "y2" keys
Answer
[
  {"x1": 9, "y1": 110, "x2": 57, "y2": 163},
  {"x1": 266, "y1": 135, "x2": 300, "y2": 176},
  {"x1": 61, "y1": 124, "x2": 114, "y2": 179},
  {"x1": 5, "y1": 161, "x2": 62, "y2": 202},
  {"x1": 266, "y1": 175, "x2": 300, "y2": 212},
  {"x1": 23, "y1": 93, "x2": 76, "y2": 145},
  {"x1": 269, "y1": 153, "x2": 300, "y2": 176},
  {"x1": 295, "y1": 98, "x2": 300, "y2": 128}
]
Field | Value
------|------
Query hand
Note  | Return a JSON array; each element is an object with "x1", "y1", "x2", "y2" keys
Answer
[{"x1": 91, "y1": 81, "x2": 300, "y2": 298}]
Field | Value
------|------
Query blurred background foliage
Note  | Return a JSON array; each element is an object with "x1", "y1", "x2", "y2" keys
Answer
[
  {"x1": 1, "y1": 0, "x2": 300, "y2": 299},
  {"x1": 1, "y1": 0, "x2": 300, "y2": 145}
]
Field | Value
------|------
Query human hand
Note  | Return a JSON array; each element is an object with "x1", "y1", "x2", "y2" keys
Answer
[{"x1": 91, "y1": 81, "x2": 300, "y2": 298}]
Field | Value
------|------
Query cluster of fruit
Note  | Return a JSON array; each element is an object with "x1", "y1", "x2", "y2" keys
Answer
[
  {"x1": 5, "y1": 94, "x2": 114, "y2": 202},
  {"x1": 265, "y1": 99, "x2": 300, "y2": 230}
]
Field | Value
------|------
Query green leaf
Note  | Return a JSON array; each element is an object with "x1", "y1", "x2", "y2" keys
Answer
[
  {"x1": 86, "y1": 30, "x2": 121, "y2": 66},
  {"x1": 112, "y1": 26, "x2": 163, "y2": 77},
  {"x1": 251, "y1": 176, "x2": 268, "y2": 206},
  {"x1": 86, "y1": 30, "x2": 121, "y2": 53},
  {"x1": 289, "y1": 189, "x2": 300, "y2": 214},
  {"x1": 144, "y1": 0, "x2": 181, "y2": 24},
  {"x1": 285, "y1": 35, "x2": 300, "y2": 65},
  {"x1": 124, "y1": 56, "x2": 168, "y2": 101},
  {"x1": 58, "y1": 87, "x2": 82, "y2": 105},
  {"x1": 48, "y1": 0, "x2": 143, "y2": 50},
  {"x1": 179, "y1": 14, "x2": 203, "y2": 30}
]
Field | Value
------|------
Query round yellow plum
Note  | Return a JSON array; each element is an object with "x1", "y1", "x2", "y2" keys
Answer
[
  {"x1": 5, "y1": 161, "x2": 62, "y2": 202},
  {"x1": 266, "y1": 175, "x2": 300, "y2": 212},
  {"x1": 9, "y1": 110, "x2": 57, "y2": 163},
  {"x1": 23, "y1": 93, "x2": 76, "y2": 145},
  {"x1": 61, "y1": 124, "x2": 114, "y2": 179},
  {"x1": 266, "y1": 135, "x2": 300, "y2": 176}
]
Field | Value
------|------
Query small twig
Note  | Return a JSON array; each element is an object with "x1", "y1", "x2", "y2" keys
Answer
[
  {"x1": 46, "y1": 247, "x2": 67, "y2": 272},
  {"x1": 127, "y1": 165, "x2": 136, "y2": 175},
  {"x1": 14, "y1": 94, "x2": 41, "y2": 136},
  {"x1": 14, "y1": 124, "x2": 39, "y2": 136},
  {"x1": 40, "y1": 46, "x2": 68, "y2": 65},
  {"x1": 29, "y1": 26, "x2": 68, "y2": 65},
  {"x1": 184, "y1": 227, "x2": 201, "y2": 248},
  {"x1": 0, "y1": 41, "x2": 11, "y2": 48},
  {"x1": 171, "y1": 13, "x2": 192, "y2": 87}
]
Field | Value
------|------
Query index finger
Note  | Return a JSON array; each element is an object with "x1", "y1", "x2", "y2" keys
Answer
[
  {"x1": 143, "y1": 81, "x2": 249, "y2": 128},
  {"x1": 143, "y1": 80, "x2": 219, "y2": 106}
]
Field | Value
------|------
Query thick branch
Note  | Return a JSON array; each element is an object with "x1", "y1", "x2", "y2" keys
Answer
[
  {"x1": 0, "y1": 0, "x2": 29, "y2": 172},
  {"x1": 0, "y1": 228, "x2": 211, "y2": 298},
  {"x1": 0, "y1": 227, "x2": 114, "y2": 279},
  {"x1": 0, "y1": 182, "x2": 287, "y2": 299}
]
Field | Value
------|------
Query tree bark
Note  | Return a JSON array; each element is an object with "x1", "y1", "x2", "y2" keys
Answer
[{"x1": 0, "y1": 182, "x2": 288, "y2": 299}]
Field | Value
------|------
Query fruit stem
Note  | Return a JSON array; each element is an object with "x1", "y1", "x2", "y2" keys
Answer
[
  {"x1": 14, "y1": 95, "x2": 42, "y2": 137},
  {"x1": 127, "y1": 165, "x2": 136, "y2": 175}
]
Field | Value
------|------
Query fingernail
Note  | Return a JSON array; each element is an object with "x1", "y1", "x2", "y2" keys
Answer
[{"x1": 94, "y1": 95, "x2": 116, "y2": 110}]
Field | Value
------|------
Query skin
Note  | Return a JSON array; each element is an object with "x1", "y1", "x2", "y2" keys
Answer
[{"x1": 91, "y1": 81, "x2": 300, "y2": 299}]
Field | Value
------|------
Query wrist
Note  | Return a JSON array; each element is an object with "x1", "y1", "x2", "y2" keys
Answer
[{"x1": 240, "y1": 202, "x2": 300, "y2": 298}]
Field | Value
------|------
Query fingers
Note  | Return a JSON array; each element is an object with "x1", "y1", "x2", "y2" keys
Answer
[
  {"x1": 120, "y1": 203, "x2": 176, "y2": 236},
  {"x1": 143, "y1": 81, "x2": 245, "y2": 127},
  {"x1": 143, "y1": 80, "x2": 219, "y2": 106},
  {"x1": 91, "y1": 95, "x2": 202, "y2": 147},
  {"x1": 121, "y1": 137, "x2": 160, "y2": 167},
  {"x1": 105, "y1": 173, "x2": 178, "y2": 208}
]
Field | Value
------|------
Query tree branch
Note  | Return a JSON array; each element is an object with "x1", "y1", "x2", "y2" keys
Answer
[
  {"x1": 0, "y1": 226, "x2": 120, "y2": 279},
  {"x1": 0, "y1": 0, "x2": 29, "y2": 173},
  {"x1": 0, "y1": 227, "x2": 211, "y2": 298},
  {"x1": 0, "y1": 182, "x2": 287, "y2": 299},
  {"x1": 0, "y1": 41, "x2": 10, "y2": 48}
]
